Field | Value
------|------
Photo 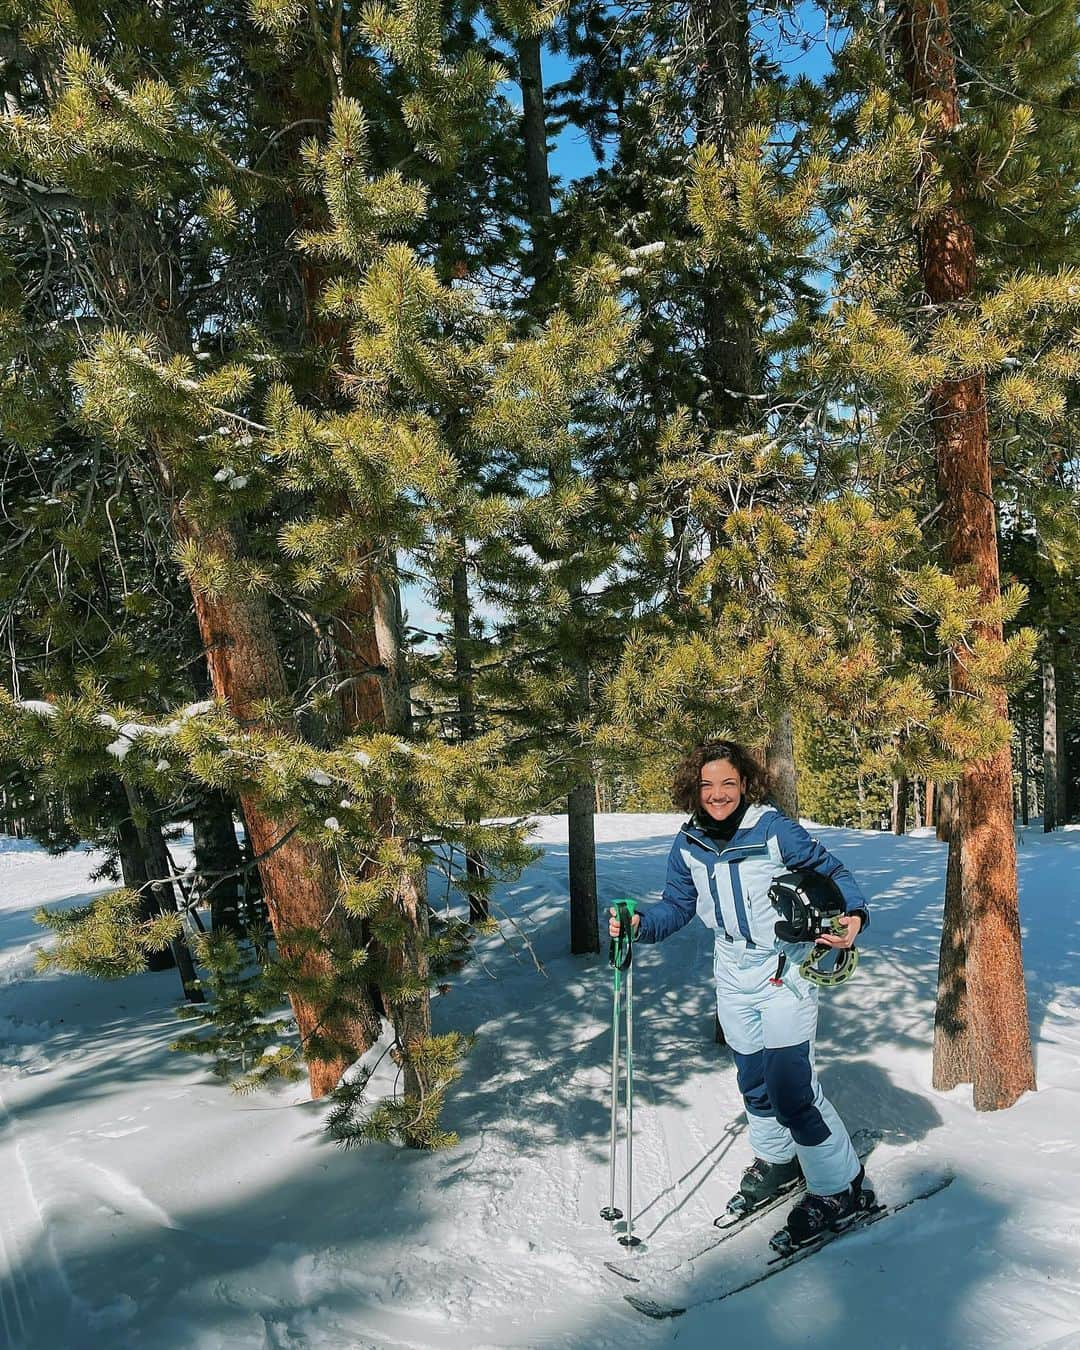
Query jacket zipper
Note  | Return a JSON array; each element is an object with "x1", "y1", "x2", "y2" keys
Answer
[{"x1": 680, "y1": 829, "x2": 768, "y2": 864}]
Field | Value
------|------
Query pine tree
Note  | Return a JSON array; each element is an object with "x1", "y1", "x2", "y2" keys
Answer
[
  {"x1": 807, "y1": 0, "x2": 1080, "y2": 1107},
  {"x1": 0, "y1": 0, "x2": 630, "y2": 1136}
]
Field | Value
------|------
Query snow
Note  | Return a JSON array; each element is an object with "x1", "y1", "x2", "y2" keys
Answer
[
  {"x1": 14, "y1": 701, "x2": 56, "y2": 718},
  {"x1": 1, "y1": 817, "x2": 1079, "y2": 1348},
  {"x1": 16, "y1": 701, "x2": 215, "y2": 762}
]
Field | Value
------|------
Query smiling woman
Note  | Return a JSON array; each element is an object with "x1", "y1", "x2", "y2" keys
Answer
[{"x1": 607, "y1": 738, "x2": 872, "y2": 1252}]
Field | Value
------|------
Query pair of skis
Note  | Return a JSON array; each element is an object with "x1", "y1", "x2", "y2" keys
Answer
[
  {"x1": 603, "y1": 1140, "x2": 954, "y2": 1319},
  {"x1": 598, "y1": 911, "x2": 954, "y2": 1318}
]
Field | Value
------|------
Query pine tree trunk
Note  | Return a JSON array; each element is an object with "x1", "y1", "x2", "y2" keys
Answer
[
  {"x1": 891, "y1": 772, "x2": 908, "y2": 835},
  {"x1": 191, "y1": 787, "x2": 245, "y2": 935},
  {"x1": 123, "y1": 783, "x2": 203, "y2": 1001},
  {"x1": 335, "y1": 561, "x2": 435, "y2": 1109},
  {"x1": 932, "y1": 823, "x2": 971, "y2": 1089},
  {"x1": 117, "y1": 812, "x2": 176, "y2": 973},
  {"x1": 568, "y1": 778, "x2": 599, "y2": 954},
  {"x1": 332, "y1": 571, "x2": 389, "y2": 734},
  {"x1": 515, "y1": 41, "x2": 601, "y2": 953},
  {"x1": 764, "y1": 709, "x2": 800, "y2": 819},
  {"x1": 364, "y1": 562, "x2": 440, "y2": 1124},
  {"x1": 691, "y1": 0, "x2": 757, "y2": 428},
  {"x1": 912, "y1": 779, "x2": 923, "y2": 830},
  {"x1": 173, "y1": 513, "x2": 381, "y2": 1097},
  {"x1": 517, "y1": 32, "x2": 553, "y2": 289},
  {"x1": 371, "y1": 567, "x2": 413, "y2": 737},
  {"x1": 852, "y1": 727, "x2": 868, "y2": 828},
  {"x1": 1056, "y1": 671, "x2": 1068, "y2": 822},
  {"x1": 566, "y1": 574, "x2": 600, "y2": 955},
  {"x1": 1043, "y1": 657, "x2": 1058, "y2": 831},
  {"x1": 937, "y1": 780, "x2": 957, "y2": 843},
  {"x1": 387, "y1": 868, "x2": 432, "y2": 1112},
  {"x1": 925, "y1": 779, "x2": 937, "y2": 830},
  {"x1": 1019, "y1": 712, "x2": 1030, "y2": 826},
  {"x1": 233, "y1": 798, "x2": 269, "y2": 930},
  {"x1": 903, "y1": 0, "x2": 1035, "y2": 1110},
  {"x1": 69, "y1": 123, "x2": 389, "y2": 1095},
  {"x1": 451, "y1": 553, "x2": 487, "y2": 922}
]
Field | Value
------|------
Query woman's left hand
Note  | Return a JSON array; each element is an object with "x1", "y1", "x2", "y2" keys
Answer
[{"x1": 816, "y1": 914, "x2": 863, "y2": 949}]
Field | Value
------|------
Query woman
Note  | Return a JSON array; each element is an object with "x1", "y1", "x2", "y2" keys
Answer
[{"x1": 609, "y1": 740, "x2": 871, "y2": 1248}]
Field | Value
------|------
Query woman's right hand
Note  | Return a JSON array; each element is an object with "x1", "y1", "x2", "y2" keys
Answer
[{"x1": 608, "y1": 907, "x2": 641, "y2": 939}]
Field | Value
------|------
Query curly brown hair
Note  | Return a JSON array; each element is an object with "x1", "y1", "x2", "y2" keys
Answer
[{"x1": 670, "y1": 740, "x2": 770, "y2": 813}]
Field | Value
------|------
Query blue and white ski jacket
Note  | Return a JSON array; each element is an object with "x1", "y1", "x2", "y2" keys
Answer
[{"x1": 636, "y1": 804, "x2": 869, "y2": 953}]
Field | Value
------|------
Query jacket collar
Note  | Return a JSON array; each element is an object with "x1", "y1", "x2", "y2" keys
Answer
[{"x1": 680, "y1": 802, "x2": 776, "y2": 855}]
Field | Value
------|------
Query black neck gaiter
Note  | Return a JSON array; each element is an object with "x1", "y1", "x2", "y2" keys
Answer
[{"x1": 694, "y1": 797, "x2": 749, "y2": 843}]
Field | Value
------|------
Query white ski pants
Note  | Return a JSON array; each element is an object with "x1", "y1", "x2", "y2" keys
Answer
[{"x1": 714, "y1": 942, "x2": 861, "y2": 1196}]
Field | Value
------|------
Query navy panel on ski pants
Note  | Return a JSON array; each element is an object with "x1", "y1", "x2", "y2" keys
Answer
[
  {"x1": 714, "y1": 942, "x2": 860, "y2": 1196},
  {"x1": 733, "y1": 1043, "x2": 830, "y2": 1146}
]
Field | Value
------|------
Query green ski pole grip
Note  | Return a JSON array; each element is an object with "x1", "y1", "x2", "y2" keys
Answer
[{"x1": 608, "y1": 898, "x2": 637, "y2": 971}]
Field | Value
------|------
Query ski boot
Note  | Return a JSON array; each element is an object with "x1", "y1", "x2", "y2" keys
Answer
[
  {"x1": 719, "y1": 1155, "x2": 803, "y2": 1225},
  {"x1": 770, "y1": 1165, "x2": 875, "y2": 1254}
]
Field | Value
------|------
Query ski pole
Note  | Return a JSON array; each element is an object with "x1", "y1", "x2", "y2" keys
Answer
[
  {"x1": 620, "y1": 941, "x2": 641, "y2": 1248},
  {"x1": 600, "y1": 899, "x2": 642, "y2": 1247},
  {"x1": 600, "y1": 900, "x2": 632, "y2": 1224},
  {"x1": 600, "y1": 926, "x2": 624, "y2": 1226}
]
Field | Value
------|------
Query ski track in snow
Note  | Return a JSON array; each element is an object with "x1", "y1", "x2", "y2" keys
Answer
[{"x1": 0, "y1": 1089, "x2": 72, "y2": 1348}]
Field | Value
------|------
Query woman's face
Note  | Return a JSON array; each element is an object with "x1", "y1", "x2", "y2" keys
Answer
[{"x1": 698, "y1": 758, "x2": 746, "y2": 822}]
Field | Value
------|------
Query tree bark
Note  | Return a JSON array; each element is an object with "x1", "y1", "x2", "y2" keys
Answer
[
  {"x1": 371, "y1": 567, "x2": 413, "y2": 738},
  {"x1": 690, "y1": 0, "x2": 758, "y2": 428},
  {"x1": 891, "y1": 771, "x2": 908, "y2": 835},
  {"x1": 517, "y1": 32, "x2": 553, "y2": 290},
  {"x1": 1056, "y1": 669, "x2": 1068, "y2": 823},
  {"x1": 122, "y1": 783, "x2": 203, "y2": 1001},
  {"x1": 451, "y1": 553, "x2": 487, "y2": 922},
  {"x1": 332, "y1": 571, "x2": 390, "y2": 735},
  {"x1": 69, "y1": 83, "x2": 386, "y2": 1097},
  {"x1": 173, "y1": 513, "x2": 381, "y2": 1097},
  {"x1": 931, "y1": 821, "x2": 971, "y2": 1088},
  {"x1": 568, "y1": 778, "x2": 599, "y2": 954},
  {"x1": 1019, "y1": 711, "x2": 1030, "y2": 826},
  {"x1": 345, "y1": 560, "x2": 437, "y2": 1116},
  {"x1": 1043, "y1": 657, "x2": 1058, "y2": 831},
  {"x1": 904, "y1": 0, "x2": 1035, "y2": 1109},
  {"x1": 764, "y1": 709, "x2": 800, "y2": 819},
  {"x1": 937, "y1": 779, "x2": 957, "y2": 843},
  {"x1": 117, "y1": 812, "x2": 176, "y2": 973},
  {"x1": 515, "y1": 36, "x2": 601, "y2": 954},
  {"x1": 386, "y1": 868, "x2": 432, "y2": 1108},
  {"x1": 190, "y1": 787, "x2": 245, "y2": 935}
]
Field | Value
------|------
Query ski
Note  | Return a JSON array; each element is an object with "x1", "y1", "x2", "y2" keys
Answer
[
  {"x1": 622, "y1": 1171, "x2": 955, "y2": 1320},
  {"x1": 604, "y1": 1127, "x2": 880, "y2": 1285}
]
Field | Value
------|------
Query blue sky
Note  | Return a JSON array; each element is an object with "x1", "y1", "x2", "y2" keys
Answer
[{"x1": 541, "y1": 1, "x2": 844, "y2": 193}]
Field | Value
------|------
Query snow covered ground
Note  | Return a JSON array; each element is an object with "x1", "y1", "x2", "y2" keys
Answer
[{"x1": 1, "y1": 816, "x2": 1079, "y2": 1349}]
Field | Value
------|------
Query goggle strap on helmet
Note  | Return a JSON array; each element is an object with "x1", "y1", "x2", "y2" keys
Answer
[{"x1": 799, "y1": 944, "x2": 859, "y2": 987}]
